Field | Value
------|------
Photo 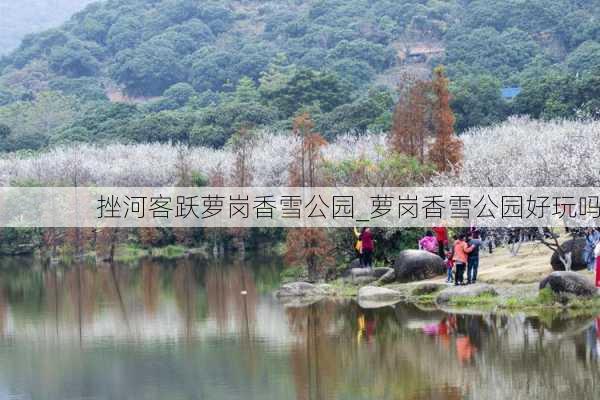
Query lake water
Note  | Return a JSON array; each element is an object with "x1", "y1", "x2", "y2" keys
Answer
[{"x1": 0, "y1": 254, "x2": 598, "y2": 400}]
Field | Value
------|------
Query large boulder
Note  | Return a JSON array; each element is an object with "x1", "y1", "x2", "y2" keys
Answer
[
  {"x1": 550, "y1": 238, "x2": 587, "y2": 271},
  {"x1": 358, "y1": 286, "x2": 404, "y2": 308},
  {"x1": 539, "y1": 271, "x2": 598, "y2": 297},
  {"x1": 276, "y1": 282, "x2": 326, "y2": 298},
  {"x1": 435, "y1": 283, "x2": 498, "y2": 304},
  {"x1": 394, "y1": 250, "x2": 445, "y2": 282}
]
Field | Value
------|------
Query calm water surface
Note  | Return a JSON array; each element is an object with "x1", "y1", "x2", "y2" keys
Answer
[{"x1": 0, "y1": 255, "x2": 598, "y2": 400}]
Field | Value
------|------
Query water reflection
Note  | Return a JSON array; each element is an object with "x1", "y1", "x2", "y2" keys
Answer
[{"x1": 0, "y1": 255, "x2": 598, "y2": 400}]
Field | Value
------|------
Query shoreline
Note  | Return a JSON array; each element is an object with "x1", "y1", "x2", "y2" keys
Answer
[{"x1": 310, "y1": 278, "x2": 600, "y2": 318}]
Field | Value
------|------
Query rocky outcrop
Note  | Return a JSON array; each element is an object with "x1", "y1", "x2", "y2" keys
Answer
[
  {"x1": 375, "y1": 267, "x2": 396, "y2": 284},
  {"x1": 550, "y1": 238, "x2": 587, "y2": 271},
  {"x1": 539, "y1": 271, "x2": 598, "y2": 297},
  {"x1": 358, "y1": 286, "x2": 404, "y2": 308},
  {"x1": 394, "y1": 250, "x2": 445, "y2": 282},
  {"x1": 347, "y1": 267, "x2": 396, "y2": 285},
  {"x1": 276, "y1": 282, "x2": 327, "y2": 298},
  {"x1": 350, "y1": 268, "x2": 373, "y2": 279},
  {"x1": 435, "y1": 283, "x2": 498, "y2": 304}
]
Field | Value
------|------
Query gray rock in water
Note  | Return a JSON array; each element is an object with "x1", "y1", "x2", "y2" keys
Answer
[
  {"x1": 394, "y1": 250, "x2": 445, "y2": 282},
  {"x1": 539, "y1": 271, "x2": 598, "y2": 297},
  {"x1": 435, "y1": 283, "x2": 498, "y2": 304},
  {"x1": 358, "y1": 286, "x2": 404, "y2": 308},
  {"x1": 412, "y1": 282, "x2": 446, "y2": 296},
  {"x1": 550, "y1": 238, "x2": 588, "y2": 271},
  {"x1": 276, "y1": 282, "x2": 326, "y2": 298},
  {"x1": 376, "y1": 268, "x2": 396, "y2": 284},
  {"x1": 315, "y1": 283, "x2": 334, "y2": 295}
]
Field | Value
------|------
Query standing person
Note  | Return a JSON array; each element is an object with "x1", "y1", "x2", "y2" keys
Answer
[
  {"x1": 433, "y1": 226, "x2": 448, "y2": 259},
  {"x1": 452, "y1": 234, "x2": 472, "y2": 286},
  {"x1": 595, "y1": 239, "x2": 600, "y2": 288},
  {"x1": 359, "y1": 228, "x2": 374, "y2": 269},
  {"x1": 583, "y1": 227, "x2": 600, "y2": 272},
  {"x1": 419, "y1": 231, "x2": 439, "y2": 254},
  {"x1": 467, "y1": 231, "x2": 482, "y2": 284},
  {"x1": 353, "y1": 227, "x2": 363, "y2": 266},
  {"x1": 445, "y1": 250, "x2": 454, "y2": 283}
]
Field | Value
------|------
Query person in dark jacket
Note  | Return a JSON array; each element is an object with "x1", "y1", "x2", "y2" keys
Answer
[{"x1": 467, "y1": 231, "x2": 482, "y2": 284}]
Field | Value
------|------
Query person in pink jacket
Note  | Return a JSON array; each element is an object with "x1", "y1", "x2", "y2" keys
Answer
[
  {"x1": 419, "y1": 231, "x2": 439, "y2": 254},
  {"x1": 452, "y1": 233, "x2": 473, "y2": 286}
]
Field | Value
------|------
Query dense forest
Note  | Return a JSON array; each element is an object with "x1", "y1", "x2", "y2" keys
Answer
[{"x1": 0, "y1": 0, "x2": 599, "y2": 153}]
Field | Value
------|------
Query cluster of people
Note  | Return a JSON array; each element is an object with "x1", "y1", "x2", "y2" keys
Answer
[
  {"x1": 355, "y1": 226, "x2": 600, "y2": 289},
  {"x1": 419, "y1": 227, "x2": 482, "y2": 285}
]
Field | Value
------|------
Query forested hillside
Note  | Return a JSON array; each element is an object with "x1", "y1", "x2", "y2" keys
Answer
[
  {"x1": 0, "y1": 0, "x2": 96, "y2": 55},
  {"x1": 1, "y1": 0, "x2": 599, "y2": 152}
]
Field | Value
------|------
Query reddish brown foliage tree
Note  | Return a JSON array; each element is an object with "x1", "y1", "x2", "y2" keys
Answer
[
  {"x1": 95, "y1": 227, "x2": 126, "y2": 262},
  {"x1": 428, "y1": 66, "x2": 463, "y2": 172},
  {"x1": 290, "y1": 113, "x2": 328, "y2": 187},
  {"x1": 138, "y1": 227, "x2": 161, "y2": 247},
  {"x1": 389, "y1": 80, "x2": 431, "y2": 162},
  {"x1": 285, "y1": 228, "x2": 335, "y2": 282},
  {"x1": 285, "y1": 113, "x2": 334, "y2": 281}
]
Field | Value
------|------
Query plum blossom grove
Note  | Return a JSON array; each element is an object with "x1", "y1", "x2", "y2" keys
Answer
[
  {"x1": 0, "y1": 131, "x2": 387, "y2": 186},
  {"x1": 433, "y1": 117, "x2": 600, "y2": 187},
  {"x1": 0, "y1": 118, "x2": 598, "y2": 187}
]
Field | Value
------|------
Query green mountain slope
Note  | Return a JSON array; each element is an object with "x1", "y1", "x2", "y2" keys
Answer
[{"x1": 0, "y1": 0, "x2": 599, "y2": 151}]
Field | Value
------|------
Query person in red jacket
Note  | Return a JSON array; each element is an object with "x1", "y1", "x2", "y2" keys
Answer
[
  {"x1": 359, "y1": 228, "x2": 374, "y2": 269},
  {"x1": 432, "y1": 226, "x2": 448, "y2": 259}
]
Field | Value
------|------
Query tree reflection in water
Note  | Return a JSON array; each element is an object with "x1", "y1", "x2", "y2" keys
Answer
[{"x1": 0, "y1": 255, "x2": 597, "y2": 399}]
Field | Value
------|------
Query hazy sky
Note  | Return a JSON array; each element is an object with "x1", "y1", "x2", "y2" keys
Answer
[{"x1": 0, "y1": 0, "x2": 97, "y2": 55}]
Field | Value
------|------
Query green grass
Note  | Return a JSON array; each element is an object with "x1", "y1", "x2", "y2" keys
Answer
[
  {"x1": 328, "y1": 279, "x2": 359, "y2": 297},
  {"x1": 537, "y1": 287, "x2": 555, "y2": 305},
  {"x1": 448, "y1": 293, "x2": 499, "y2": 307},
  {"x1": 414, "y1": 294, "x2": 436, "y2": 305},
  {"x1": 114, "y1": 243, "x2": 148, "y2": 262},
  {"x1": 114, "y1": 243, "x2": 189, "y2": 262},
  {"x1": 280, "y1": 266, "x2": 305, "y2": 282}
]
